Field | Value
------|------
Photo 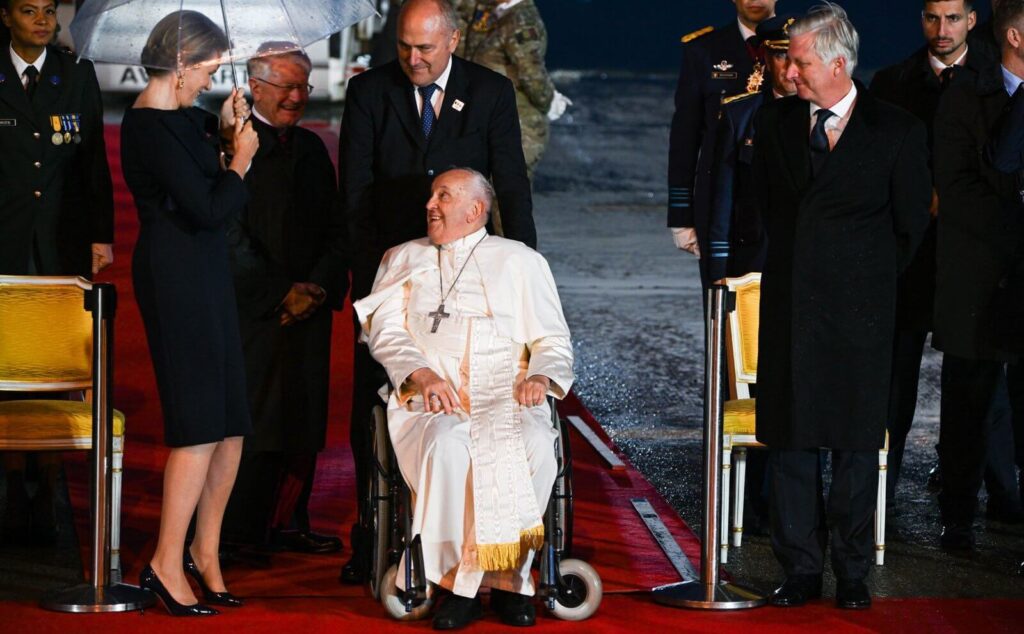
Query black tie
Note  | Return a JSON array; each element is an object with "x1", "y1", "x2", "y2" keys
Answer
[
  {"x1": 23, "y1": 66, "x2": 39, "y2": 101},
  {"x1": 939, "y1": 66, "x2": 955, "y2": 89},
  {"x1": 810, "y1": 109, "x2": 835, "y2": 177}
]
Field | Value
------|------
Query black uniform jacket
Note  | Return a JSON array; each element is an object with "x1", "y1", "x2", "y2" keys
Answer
[
  {"x1": 339, "y1": 56, "x2": 535, "y2": 299},
  {"x1": 752, "y1": 85, "x2": 931, "y2": 451},
  {"x1": 667, "y1": 21, "x2": 754, "y2": 231},
  {"x1": 933, "y1": 65, "x2": 1023, "y2": 362},
  {"x1": 870, "y1": 46, "x2": 993, "y2": 331},
  {"x1": 0, "y1": 45, "x2": 113, "y2": 275},
  {"x1": 228, "y1": 118, "x2": 349, "y2": 452}
]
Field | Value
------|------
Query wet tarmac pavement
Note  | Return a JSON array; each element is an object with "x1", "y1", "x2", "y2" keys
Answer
[{"x1": 538, "y1": 72, "x2": 1024, "y2": 598}]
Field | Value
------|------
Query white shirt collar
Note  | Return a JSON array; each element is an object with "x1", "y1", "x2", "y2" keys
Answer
[
  {"x1": 928, "y1": 46, "x2": 969, "y2": 74},
  {"x1": 810, "y1": 82, "x2": 858, "y2": 125},
  {"x1": 1002, "y1": 65, "x2": 1024, "y2": 97},
  {"x1": 438, "y1": 227, "x2": 488, "y2": 251},
  {"x1": 10, "y1": 43, "x2": 46, "y2": 80},
  {"x1": 737, "y1": 18, "x2": 757, "y2": 42},
  {"x1": 423, "y1": 55, "x2": 453, "y2": 93}
]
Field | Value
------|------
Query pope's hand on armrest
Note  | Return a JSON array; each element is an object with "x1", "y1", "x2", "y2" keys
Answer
[
  {"x1": 408, "y1": 367, "x2": 460, "y2": 415},
  {"x1": 515, "y1": 375, "x2": 551, "y2": 407}
]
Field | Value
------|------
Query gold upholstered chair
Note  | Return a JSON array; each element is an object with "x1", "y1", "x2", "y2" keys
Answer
[
  {"x1": 0, "y1": 276, "x2": 126, "y2": 579},
  {"x1": 717, "y1": 273, "x2": 889, "y2": 566}
]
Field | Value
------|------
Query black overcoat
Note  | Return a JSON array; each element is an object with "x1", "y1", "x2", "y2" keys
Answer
[
  {"x1": 0, "y1": 46, "x2": 113, "y2": 275},
  {"x1": 869, "y1": 47, "x2": 992, "y2": 331},
  {"x1": 228, "y1": 118, "x2": 349, "y2": 452},
  {"x1": 339, "y1": 56, "x2": 535, "y2": 300},
  {"x1": 932, "y1": 66, "x2": 1023, "y2": 362},
  {"x1": 752, "y1": 86, "x2": 931, "y2": 450},
  {"x1": 122, "y1": 107, "x2": 251, "y2": 448}
]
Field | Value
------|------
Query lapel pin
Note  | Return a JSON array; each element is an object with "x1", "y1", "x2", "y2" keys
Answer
[
  {"x1": 49, "y1": 75, "x2": 60, "y2": 86},
  {"x1": 0, "y1": 73, "x2": 5, "y2": 84},
  {"x1": 452, "y1": 99, "x2": 465, "y2": 112}
]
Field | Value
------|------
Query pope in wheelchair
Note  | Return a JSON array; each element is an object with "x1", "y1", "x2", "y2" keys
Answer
[{"x1": 353, "y1": 168, "x2": 600, "y2": 628}]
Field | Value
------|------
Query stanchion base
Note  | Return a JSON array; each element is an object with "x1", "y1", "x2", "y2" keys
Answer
[
  {"x1": 652, "y1": 580, "x2": 766, "y2": 610},
  {"x1": 40, "y1": 583, "x2": 155, "y2": 613}
]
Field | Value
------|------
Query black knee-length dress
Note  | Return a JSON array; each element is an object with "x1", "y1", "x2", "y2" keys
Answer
[{"x1": 121, "y1": 107, "x2": 251, "y2": 447}]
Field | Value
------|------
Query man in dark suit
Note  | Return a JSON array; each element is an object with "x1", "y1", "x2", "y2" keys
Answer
[
  {"x1": 667, "y1": 0, "x2": 776, "y2": 287},
  {"x1": 221, "y1": 47, "x2": 348, "y2": 557},
  {"x1": 753, "y1": 4, "x2": 930, "y2": 609},
  {"x1": 0, "y1": 0, "x2": 113, "y2": 544},
  {"x1": 337, "y1": 0, "x2": 535, "y2": 582},
  {"x1": 932, "y1": 0, "x2": 1024, "y2": 551}
]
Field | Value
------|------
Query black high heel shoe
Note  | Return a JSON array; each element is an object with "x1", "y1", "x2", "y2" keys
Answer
[
  {"x1": 139, "y1": 564, "x2": 219, "y2": 616},
  {"x1": 184, "y1": 550, "x2": 245, "y2": 607}
]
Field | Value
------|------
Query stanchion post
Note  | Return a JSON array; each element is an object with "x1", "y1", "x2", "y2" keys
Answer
[
  {"x1": 41, "y1": 283, "x2": 154, "y2": 613},
  {"x1": 652, "y1": 283, "x2": 765, "y2": 609}
]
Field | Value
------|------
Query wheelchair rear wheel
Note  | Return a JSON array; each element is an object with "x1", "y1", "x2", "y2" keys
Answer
[{"x1": 368, "y1": 405, "x2": 391, "y2": 600}]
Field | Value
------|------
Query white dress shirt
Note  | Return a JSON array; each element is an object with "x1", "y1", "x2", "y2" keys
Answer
[
  {"x1": 809, "y1": 82, "x2": 858, "y2": 149},
  {"x1": 1002, "y1": 65, "x2": 1024, "y2": 97},
  {"x1": 414, "y1": 55, "x2": 453, "y2": 119},
  {"x1": 928, "y1": 46, "x2": 968, "y2": 75},
  {"x1": 10, "y1": 43, "x2": 46, "y2": 89}
]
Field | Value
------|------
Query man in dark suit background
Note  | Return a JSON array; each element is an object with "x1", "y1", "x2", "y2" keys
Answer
[
  {"x1": 220, "y1": 47, "x2": 348, "y2": 557},
  {"x1": 752, "y1": 3, "x2": 930, "y2": 609},
  {"x1": 667, "y1": 0, "x2": 776, "y2": 288},
  {"x1": 931, "y1": 0, "x2": 1024, "y2": 551},
  {"x1": 337, "y1": 0, "x2": 535, "y2": 582}
]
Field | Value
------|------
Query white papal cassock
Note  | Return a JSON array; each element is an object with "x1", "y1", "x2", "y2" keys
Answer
[{"x1": 353, "y1": 227, "x2": 574, "y2": 598}]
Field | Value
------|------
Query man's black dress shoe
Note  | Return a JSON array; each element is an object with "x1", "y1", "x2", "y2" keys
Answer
[
  {"x1": 939, "y1": 525, "x2": 975, "y2": 552},
  {"x1": 768, "y1": 576, "x2": 822, "y2": 607},
  {"x1": 927, "y1": 463, "x2": 942, "y2": 490},
  {"x1": 835, "y1": 579, "x2": 872, "y2": 609},
  {"x1": 490, "y1": 588, "x2": 536, "y2": 627},
  {"x1": 339, "y1": 550, "x2": 369, "y2": 584},
  {"x1": 432, "y1": 594, "x2": 483, "y2": 630},
  {"x1": 1018, "y1": 560, "x2": 1023, "y2": 577},
  {"x1": 183, "y1": 551, "x2": 244, "y2": 607},
  {"x1": 271, "y1": 529, "x2": 343, "y2": 554},
  {"x1": 139, "y1": 564, "x2": 219, "y2": 616}
]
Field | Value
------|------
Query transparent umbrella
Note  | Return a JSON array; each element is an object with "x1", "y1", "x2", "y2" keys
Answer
[{"x1": 69, "y1": 0, "x2": 378, "y2": 85}]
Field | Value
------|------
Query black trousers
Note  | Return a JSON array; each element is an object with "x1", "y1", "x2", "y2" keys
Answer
[
  {"x1": 222, "y1": 451, "x2": 320, "y2": 545},
  {"x1": 768, "y1": 448, "x2": 878, "y2": 581},
  {"x1": 938, "y1": 354, "x2": 1005, "y2": 526}
]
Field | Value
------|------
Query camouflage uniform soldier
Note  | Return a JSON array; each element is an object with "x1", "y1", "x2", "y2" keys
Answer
[{"x1": 461, "y1": 0, "x2": 569, "y2": 179}]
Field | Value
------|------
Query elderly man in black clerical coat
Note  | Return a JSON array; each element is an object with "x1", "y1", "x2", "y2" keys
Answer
[
  {"x1": 752, "y1": 4, "x2": 930, "y2": 609},
  {"x1": 221, "y1": 45, "x2": 349, "y2": 555}
]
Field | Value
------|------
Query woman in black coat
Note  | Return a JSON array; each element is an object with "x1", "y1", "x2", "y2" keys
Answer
[{"x1": 120, "y1": 10, "x2": 258, "y2": 616}]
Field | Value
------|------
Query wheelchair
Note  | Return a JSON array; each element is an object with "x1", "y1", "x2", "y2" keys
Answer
[{"x1": 365, "y1": 396, "x2": 603, "y2": 621}]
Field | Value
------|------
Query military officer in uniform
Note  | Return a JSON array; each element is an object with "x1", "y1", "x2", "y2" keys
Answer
[
  {"x1": 668, "y1": 0, "x2": 776, "y2": 289},
  {"x1": 0, "y1": 0, "x2": 114, "y2": 544}
]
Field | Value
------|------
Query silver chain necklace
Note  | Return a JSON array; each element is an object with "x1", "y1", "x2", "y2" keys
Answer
[{"x1": 428, "y1": 234, "x2": 487, "y2": 334}]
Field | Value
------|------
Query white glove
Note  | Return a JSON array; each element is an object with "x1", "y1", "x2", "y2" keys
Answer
[
  {"x1": 671, "y1": 227, "x2": 700, "y2": 258},
  {"x1": 547, "y1": 90, "x2": 573, "y2": 121}
]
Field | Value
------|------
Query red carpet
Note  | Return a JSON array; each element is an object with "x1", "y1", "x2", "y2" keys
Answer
[{"x1": 5, "y1": 124, "x2": 1020, "y2": 632}]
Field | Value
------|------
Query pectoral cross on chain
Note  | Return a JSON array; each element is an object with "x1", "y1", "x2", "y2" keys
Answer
[{"x1": 429, "y1": 303, "x2": 450, "y2": 333}]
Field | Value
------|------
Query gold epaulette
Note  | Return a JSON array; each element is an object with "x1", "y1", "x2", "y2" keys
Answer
[
  {"x1": 681, "y1": 26, "x2": 714, "y2": 43},
  {"x1": 721, "y1": 91, "x2": 759, "y2": 106}
]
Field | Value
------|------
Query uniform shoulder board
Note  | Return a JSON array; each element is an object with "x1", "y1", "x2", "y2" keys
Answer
[
  {"x1": 681, "y1": 26, "x2": 714, "y2": 43},
  {"x1": 721, "y1": 91, "x2": 759, "y2": 106}
]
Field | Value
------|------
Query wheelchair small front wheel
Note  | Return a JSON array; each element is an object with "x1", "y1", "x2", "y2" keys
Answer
[
  {"x1": 549, "y1": 559, "x2": 602, "y2": 621},
  {"x1": 380, "y1": 564, "x2": 434, "y2": 621}
]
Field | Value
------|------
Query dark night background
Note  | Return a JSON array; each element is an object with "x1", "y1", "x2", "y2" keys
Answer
[{"x1": 536, "y1": 0, "x2": 995, "y2": 74}]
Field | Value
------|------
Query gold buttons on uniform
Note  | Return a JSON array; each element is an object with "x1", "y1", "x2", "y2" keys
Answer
[{"x1": 33, "y1": 191, "x2": 42, "y2": 198}]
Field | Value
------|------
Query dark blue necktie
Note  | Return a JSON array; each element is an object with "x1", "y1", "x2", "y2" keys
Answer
[
  {"x1": 419, "y1": 84, "x2": 439, "y2": 138},
  {"x1": 810, "y1": 108, "x2": 835, "y2": 177},
  {"x1": 23, "y1": 66, "x2": 39, "y2": 101}
]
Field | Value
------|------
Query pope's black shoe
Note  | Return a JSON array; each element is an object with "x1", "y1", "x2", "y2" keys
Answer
[
  {"x1": 939, "y1": 525, "x2": 975, "y2": 552},
  {"x1": 835, "y1": 579, "x2": 871, "y2": 610},
  {"x1": 432, "y1": 593, "x2": 483, "y2": 630},
  {"x1": 768, "y1": 575, "x2": 822, "y2": 607},
  {"x1": 490, "y1": 588, "x2": 536, "y2": 627},
  {"x1": 271, "y1": 529, "x2": 343, "y2": 554}
]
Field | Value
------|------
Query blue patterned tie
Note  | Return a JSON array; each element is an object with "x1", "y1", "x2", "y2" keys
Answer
[{"x1": 419, "y1": 84, "x2": 438, "y2": 138}]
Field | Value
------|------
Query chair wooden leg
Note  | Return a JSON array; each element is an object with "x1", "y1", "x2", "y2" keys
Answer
[
  {"x1": 732, "y1": 447, "x2": 747, "y2": 548},
  {"x1": 876, "y1": 446, "x2": 887, "y2": 566},
  {"x1": 720, "y1": 444, "x2": 731, "y2": 564},
  {"x1": 112, "y1": 434, "x2": 123, "y2": 582}
]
